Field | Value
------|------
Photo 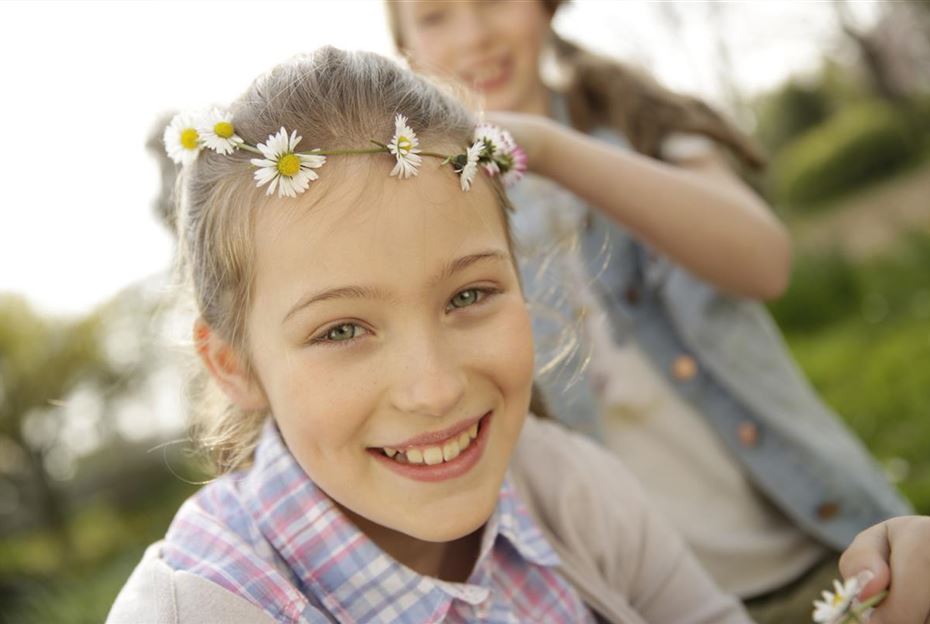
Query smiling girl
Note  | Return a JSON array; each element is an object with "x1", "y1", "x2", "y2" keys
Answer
[
  {"x1": 107, "y1": 47, "x2": 754, "y2": 623},
  {"x1": 107, "y1": 47, "x2": 930, "y2": 624}
]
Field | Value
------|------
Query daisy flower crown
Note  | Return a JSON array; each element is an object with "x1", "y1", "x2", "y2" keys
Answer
[{"x1": 164, "y1": 109, "x2": 528, "y2": 198}]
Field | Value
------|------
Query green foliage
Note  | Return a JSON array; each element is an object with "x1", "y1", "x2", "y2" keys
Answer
[
  {"x1": 1, "y1": 475, "x2": 199, "y2": 624},
  {"x1": 752, "y1": 60, "x2": 867, "y2": 155},
  {"x1": 772, "y1": 231, "x2": 930, "y2": 513},
  {"x1": 770, "y1": 100, "x2": 922, "y2": 209},
  {"x1": 768, "y1": 248, "x2": 860, "y2": 332},
  {"x1": 754, "y1": 81, "x2": 833, "y2": 153},
  {"x1": 785, "y1": 317, "x2": 930, "y2": 514}
]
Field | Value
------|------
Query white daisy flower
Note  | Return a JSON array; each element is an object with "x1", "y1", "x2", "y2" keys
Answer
[
  {"x1": 812, "y1": 577, "x2": 861, "y2": 624},
  {"x1": 387, "y1": 114, "x2": 422, "y2": 179},
  {"x1": 250, "y1": 127, "x2": 326, "y2": 198},
  {"x1": 473, "y1": 123, "x2": 527, "y2": 187},
  {"x1": 164, "y1": 112, "x2": 203, "y2": 165},
  {"x1": 198, "y1": 108, "x2": 243, "y2": 155},
  {"x1": 474, "y1": 123, "x2": 507, "y2": 175},
  {"x1": 459, "y1": 141, "x2": 483, "y2": 192}
]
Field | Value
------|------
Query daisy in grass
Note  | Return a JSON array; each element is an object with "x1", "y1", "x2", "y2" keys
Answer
[
  {"x1": 387, "y1": 114, "x2": 422, "y2": 179},
  {"x1": 459, "y1": 141, "x2": 483, "y2": 192},
  {"x1": 164, "y1": 113, "x2": 203, "y2": 165},
  {"x1": 199, "y1": 108, "x2": 243, "y2": 155},
  {"x1": 251, "y1": 128, "x2": 326, "y2": 198}
]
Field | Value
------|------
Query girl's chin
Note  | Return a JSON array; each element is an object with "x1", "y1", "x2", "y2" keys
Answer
[{"x1": 386, "y1": 491, "x2": 495, "y2": 543}]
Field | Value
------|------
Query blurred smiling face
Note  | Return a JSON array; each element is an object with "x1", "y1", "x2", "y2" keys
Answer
[
  {"x1": 396, "y1": 0, "x2": 552, "y2": 114},
  {"x1": 244, "y1": 159, "x2": 534, "y2": 544}
]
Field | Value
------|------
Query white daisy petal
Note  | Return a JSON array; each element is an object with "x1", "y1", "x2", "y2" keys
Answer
[
  {"x1": 164, "y1": 112, "x2": 203, "y2": 165},
  {"x1": 387, "y1": 114, "x2": 422, "y2": 179},
  {"x1": 459, "y1": 141, "x2": 482, "y2": 192},
  {"x1": 811, "y1": 576, "x2": 863, "y2": 623},
  {"x1": 474, "y1": 123, "x2": 527, "y2": 187},
  {"x1": 251, "y1": 127, "x2": 326, "y2": 198},
  {"x1": 197, "y1": 108, "x2": 244, "y2": 155}
]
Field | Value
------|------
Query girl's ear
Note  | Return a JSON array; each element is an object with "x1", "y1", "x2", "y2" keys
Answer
[{"x1": 194, "y1": 318, "x2": 268, "y2": 411}]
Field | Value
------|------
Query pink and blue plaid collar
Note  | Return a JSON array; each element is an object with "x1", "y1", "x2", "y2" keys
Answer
[{"x1": 163, "y1": 419, "x2": 563, "y2": 623}]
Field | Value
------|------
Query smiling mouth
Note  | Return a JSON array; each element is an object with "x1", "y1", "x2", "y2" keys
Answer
[
  {"x1": 376, "y1": 419, "x2": 482, "y2": 466},
  {"x1": 380, "y1": 423, "x2": 481, "y2": 466},
  {"x1": 465, "y1": 58, "x2": 512, "y2": 92}
]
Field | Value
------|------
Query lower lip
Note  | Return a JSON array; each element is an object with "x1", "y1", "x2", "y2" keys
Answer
[
  {"x1": 370, "y1": 412, "x2": 491, "y2": 483},
  {"x1": 470, "y1": 59, "x2": 512, "y2": 93}
]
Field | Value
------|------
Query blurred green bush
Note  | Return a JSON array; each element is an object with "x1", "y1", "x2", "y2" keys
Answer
[
  {"x1": 770, "y1": 100, "x2": 922, "y2": 209},
  {"x1": 771, "y1": 231, "x2": 930, "y2": 513},
  {"x1": 754, "y1": 81, "x2": 834, "y2": 154}
]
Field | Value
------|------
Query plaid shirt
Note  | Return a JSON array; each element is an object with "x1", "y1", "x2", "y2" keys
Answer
[{"x1": 162, "y1": 421, "x2": 596, "y2": 623}]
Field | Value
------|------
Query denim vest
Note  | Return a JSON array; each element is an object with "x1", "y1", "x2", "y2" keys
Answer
[{"x1": 507, "y1": 104, "x2": 912, "y2": 552}]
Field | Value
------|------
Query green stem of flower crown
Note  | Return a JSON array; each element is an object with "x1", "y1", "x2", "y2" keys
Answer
[
  {"x1": 312, "y1": 147, "x2": 387, "y2": 156},
  {"x1": 419, "y1": 150, "x2": 454, "y2": 160},
  {"x1": 840, "y1": 591, "x2": 889, "y2": 624},
  {"x1": 236, "y1": 138, "x2": 463, "y2": 165}
]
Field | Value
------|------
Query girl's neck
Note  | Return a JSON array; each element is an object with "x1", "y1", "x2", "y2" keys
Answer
[{"x1": 340, "y1": 504, "x2": 484, "y2": 583}]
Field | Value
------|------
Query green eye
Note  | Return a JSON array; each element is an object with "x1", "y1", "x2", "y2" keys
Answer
[
  {"x1": 450, "y1": 288, "x2": 481, "y2": 309},
  {"x1": 325, "y1": 323, "x2": 362, "y2": 342}
]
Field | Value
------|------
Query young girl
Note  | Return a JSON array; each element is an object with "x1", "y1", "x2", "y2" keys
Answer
[
  {"x1": 107, "y1": 47, "x2": 745, "y2": 624},
  {"x1": 386, "y1": 1, "x2": 922, "y2": 620},
  {"x1": 107, "y1": 48, "x2": 929, "y2": 624}
]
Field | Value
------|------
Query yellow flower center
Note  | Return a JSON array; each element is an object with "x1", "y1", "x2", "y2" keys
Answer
[
  {"x1": 214, "y1": 121, "x2": 235, "y2": 139},
  {"x1": 180, "y1": 128, "x2": 199, "y2": 150},
  {"x1": 832, "y1": 594, "x2": 844, "y2": 607},
  {"x1": 277, "y1": 154, "x2": 301, "y2": 177},
  {"x1": 397, "y1": 136, "x2": 411, "y2": 154}
]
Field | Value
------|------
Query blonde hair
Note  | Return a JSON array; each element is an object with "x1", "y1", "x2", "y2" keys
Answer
[
  {"x1": 385, "y1": 0, "x2": 765, "y2": 168},
  {"x1": 175, "y1": 47, "x2": 545, "y2": 474}
]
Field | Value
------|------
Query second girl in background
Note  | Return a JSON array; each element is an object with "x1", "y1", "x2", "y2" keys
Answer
[{"x1": 387, "y1": 1, "x2": 913, "y2": 621}]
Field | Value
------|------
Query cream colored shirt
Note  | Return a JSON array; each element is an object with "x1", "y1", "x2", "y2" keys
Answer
[{"x1": 584, "y1": 300, "x2": 827, "y2": 598}]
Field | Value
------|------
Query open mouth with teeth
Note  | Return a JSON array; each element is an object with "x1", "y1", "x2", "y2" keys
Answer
[
  {"x1": 464, "y1": 57, "x2": 512, "y2": 92},
  {"x1": 378, "y1": 420, "x2": 480, "y2": 466},
  {"x1": 368, "y1": 413, "x2": 491, "y2": 482}
]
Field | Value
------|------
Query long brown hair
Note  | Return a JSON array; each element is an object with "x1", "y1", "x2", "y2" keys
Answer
[{"x1": 386, "y1": 0, "x2": 765, "y2": 168}]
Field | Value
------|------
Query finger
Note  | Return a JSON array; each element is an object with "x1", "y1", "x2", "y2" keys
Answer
[
  {"x1": 839, "y1": 521, "x2": 891, "y2": 601},
  {"x1": 869, "y1": 517, "x2": 930, "y2": 624}
]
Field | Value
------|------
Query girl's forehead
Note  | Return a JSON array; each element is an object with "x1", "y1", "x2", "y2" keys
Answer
[{"x1": 252, "y1": 162, "x2": 510, "y2": 281}]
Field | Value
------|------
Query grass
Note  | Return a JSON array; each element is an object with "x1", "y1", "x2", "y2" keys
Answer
[
  {"x1": 774, "y1": 231, "x2": 930, "y2": 513},
  {"x1": 783, "y1": 316, "x2": 930, "y2": 512}
]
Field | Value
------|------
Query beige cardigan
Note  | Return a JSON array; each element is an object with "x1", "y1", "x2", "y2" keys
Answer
[{"x1": 108, "y1": 416, "x2": 751, "y2": 623}]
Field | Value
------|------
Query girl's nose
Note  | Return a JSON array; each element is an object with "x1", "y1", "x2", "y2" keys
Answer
[{"x1": 389, "y1": 334, "x2": 467, "y2": 419}]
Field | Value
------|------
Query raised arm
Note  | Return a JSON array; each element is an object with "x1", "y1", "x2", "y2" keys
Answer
[{"x1": 487, "y1": 111, "x2": 791, "y2": 301}]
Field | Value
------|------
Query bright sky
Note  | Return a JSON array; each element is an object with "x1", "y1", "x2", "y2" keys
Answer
[{"x1": 0, "y1": 0, "x2": 880, "y2": 318}]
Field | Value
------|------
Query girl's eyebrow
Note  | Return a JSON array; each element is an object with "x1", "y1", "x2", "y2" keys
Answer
[
  {"x1": 282, "y1": 249, "x2": 511, "y2": 324},
  {"x1": 432, "y1": 249, "x2": 510, "y2": 286}
]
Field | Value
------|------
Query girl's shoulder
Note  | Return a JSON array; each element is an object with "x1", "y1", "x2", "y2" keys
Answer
[
  {"x1": 511, "y1": 415, "x2": 751, "y2": 623},
  {"x1": 106, "y1": 541, "x2": 278, "y2": 624}
]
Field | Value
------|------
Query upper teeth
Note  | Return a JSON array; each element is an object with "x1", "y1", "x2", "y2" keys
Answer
[{"x1": 384, "y1": 423, "x2": 479, "y2": 465}]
